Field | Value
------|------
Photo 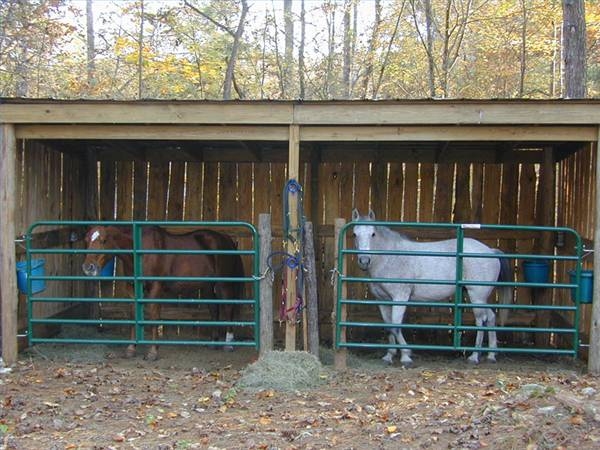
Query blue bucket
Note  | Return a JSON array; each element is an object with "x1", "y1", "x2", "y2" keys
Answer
[
  {"x1": 16, "y1": 259, "x2": 46, "y2": 294},
  {"x1": 523, "y1": 260, "x2": 549, "y2": 283},
  {"x1": 569, "y1": 270, "x2": 593, "y2": 304},
  {"x1": 100, "y1": 257, "x2": 116, "y2": 277}
]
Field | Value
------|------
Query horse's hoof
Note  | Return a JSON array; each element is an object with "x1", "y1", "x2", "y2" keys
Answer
[
  {"x1": 223, "y1": 345, "x2": 234, "y2": 352},
  {"x1": 125, "y1": 347, "x2": 136, "y2": 359},
  {"x1": 486, "y1": 357, "x2": 497, "y2": 364},
  {"x1": 400, "y1": 359, "x2": 413, "y2": 368},
  {"x1": 382, "y1": 354, "x2": 394, "y2": 365},
  {"x1": 145, "y1": 352, "x2": 159, "y2": 361},
  {"x1": 467, "y1": 356, "x2": 480, "y2": 365}
]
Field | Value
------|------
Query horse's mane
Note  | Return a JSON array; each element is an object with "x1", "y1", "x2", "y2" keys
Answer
[{"x1": 378, "y1": 223, "x2": 411, "y2": 243}]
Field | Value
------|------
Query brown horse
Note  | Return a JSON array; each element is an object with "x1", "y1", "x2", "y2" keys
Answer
[{"x1": 82, "y1": 225, "x2": 245, "y2": 360}]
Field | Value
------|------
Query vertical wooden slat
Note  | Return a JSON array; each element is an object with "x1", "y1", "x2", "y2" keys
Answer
[
  {"x1": 454, "y1": 164, "x2": 472, "y2": 223},
  {"x1": 99, "y1": 161, "x2": 116, "y2": 220},
  {"x1": 387, "y1": 163, "x2": 403, "y2": 220},
  {"x1": 434, "y1": 164, "x2": 453, "y2": 222},
  {"x1": 1, "y1": 124, "x2": 18, "y2": 364},
  {"x1": 202, "y1": 162, "x2": 219, "y2": 221},
  {"x1": 354, "y1": 162, "x2": 370, "y2": 213},
  {"x1": 116, "y1": 162, "x2": 134, "y2": 220},
  {"x1": 370, "y1": 161, "x2": 387, "y2": 219},
  {"x1": 404, "y1": 163, "x2": 419, "y2": 221},
  {"x1": 254, "y1": 163, "x2": 271, "y2": 219},
  {"x1": 185, "y1": 162, "x2": 203, "y2": 220},
  {"x1": 470, "y1": 164, "x2": 483, "y2": 223},
  {"x1": 482, "y1": 164, "x2": 502, "y2": 224},
  {"x1": 147, "y1": 162, "x2": 169, "y2": 220},
  {"x1": 133, "y1": 160, "x2": 147, "y2": 220},
  {"x1": 317, "y1": 162, "x2": 342, "y2": 342},
  {"x1": 167, "y1": 161, "x2": 185, "y2": 221},
  {"x1": 219, "y1": 162, "x2": 238, "y2": 221},
  {"x1": 419, "y1": 163, "x2": 435, "y2": 222},
  {"x1": 338, "y1": 161, "x2": 354, "y2": 222}
]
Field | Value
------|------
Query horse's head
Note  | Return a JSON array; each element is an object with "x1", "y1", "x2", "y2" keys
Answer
[
  {"x1": 82, "y1": 226, "x2": 117, "y2": 276},
  {"x1": 351, "y1": 208, "x2": 377, "y2": 271}
]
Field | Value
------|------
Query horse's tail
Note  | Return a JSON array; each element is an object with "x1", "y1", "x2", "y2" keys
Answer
[{"x1": 494, "y1": 249, "x2": 513, "y2": 326}]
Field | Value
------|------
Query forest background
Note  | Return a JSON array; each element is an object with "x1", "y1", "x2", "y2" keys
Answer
[{"x1": 0, "y1": 0, "x2": 596, "y2": 101}]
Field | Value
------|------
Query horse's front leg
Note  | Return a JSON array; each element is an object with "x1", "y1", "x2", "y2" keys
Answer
[
  {"x1": 378, "y1": 300, "x2": 410, "y2": 366},
  {"x1": 145, "y1": 283, "x2": 162, "y2": 361},
  {"x1": 125, "y1": 288, "x2": 136, "y2": 358},
  {"x1": 390, "y1": 301, "x2": 412, "y2": 367}
]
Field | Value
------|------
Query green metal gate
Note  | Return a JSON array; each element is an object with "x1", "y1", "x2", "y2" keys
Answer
[
  {"x1": 335, "y1": 221, "x2": 587, "y2": 357},
  {"x1": 22, "y1": 221, "x2": 260, "y2": 349}
]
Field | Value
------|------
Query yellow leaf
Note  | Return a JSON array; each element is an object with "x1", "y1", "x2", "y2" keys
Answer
[
  {"x1": 387, "y1": 425, "x2": 397, "y2": 433},
  {"x1": 259, "y1": 416, "x2": 272, "y2": 425}
]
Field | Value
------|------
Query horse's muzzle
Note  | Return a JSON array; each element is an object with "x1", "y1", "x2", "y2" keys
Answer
[
  {"x1": 82, "y1": 262, "x2": 99, "y2": 277},
  {"x1": 358, "y1": 256, "x2": 371, "y2": 271}
]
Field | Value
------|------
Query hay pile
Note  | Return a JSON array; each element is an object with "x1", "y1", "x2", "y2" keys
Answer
[{"x1": 237, "y1": 351, "x2": 327, "y2": 392}]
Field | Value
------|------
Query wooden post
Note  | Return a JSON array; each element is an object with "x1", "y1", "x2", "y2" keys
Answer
[
  {"x1": 285, "y1": 125, "x2": 300, "y2": 351},
  {"x1": 304, "y1": 221, "x2": 320, "y2": 358},
  {"x1": 1, "y1": 124, "x2": 18, "y2": 365},
  {"x1": 333, "y1": 218, "x2": 347, "y2": 370},
  {"x1": 259, "y1": 214, "x2": 273, "y2": 356},
  {"x1": 589, "y1": 130, "x2": 600, "y2": 374}
]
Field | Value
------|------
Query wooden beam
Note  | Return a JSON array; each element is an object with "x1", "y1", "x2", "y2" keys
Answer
[
  {"x1": 259, "y1": 214, "x2": 273, "y2": 356},
  {"x1": 333, "y1": 218, "x2": 347, "y2": 370},
  {"x1": 285, "y1": 125, "x2": 300, "y2": 351},
  {"x1": 4, "y1": 100, "x2": 600, "y2": 126},
  {"x1": 589, "y1": 128, "x2": 600, "y2": 374},
  {"x1": 301, "y1": 125, "x2": 597, "y2": 142},
  {"x1": 294, "y1": 102, "x2": 600, "y2": 125},
  {"x1": 16, "y1": 124, "x2": 597, "y2": 143},
  {"x1": 1, "y1": 124, "x2": 18, "y2": 365},
  {"x1": 16, "y1": 125, "x2": 290, "y2": 140},
  {"x1": 3, "y1": 103, "x2": 294, "y2": 124}
]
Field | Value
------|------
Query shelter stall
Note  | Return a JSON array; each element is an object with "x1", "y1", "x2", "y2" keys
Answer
[{"x1": 1, "y1": 99, "x2": 599, "y2": 370}]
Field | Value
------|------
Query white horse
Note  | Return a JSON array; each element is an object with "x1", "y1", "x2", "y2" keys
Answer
[{"x1": 351, "y1": 209, "x2": 512, "y2": 366}]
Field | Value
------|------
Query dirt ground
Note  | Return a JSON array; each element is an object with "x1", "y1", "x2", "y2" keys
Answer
[{"x1": 2, "y1": 340, "x2": 600, "y2": 450}]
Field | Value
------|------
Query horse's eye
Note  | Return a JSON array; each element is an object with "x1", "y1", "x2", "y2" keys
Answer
[
  {"x1": 371, "y1": 233, "x2": 375, "y2": 237},
  {"x1": 352, "y1": 232, "x2": 356, "y2": 237}
]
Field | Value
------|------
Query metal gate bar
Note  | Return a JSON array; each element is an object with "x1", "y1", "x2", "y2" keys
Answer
[
  {"x1": 23, "y1": 220, "x2": 260, "y2": 349},
  {"x1": 336, "y1": 221, "x2": 584, "y2": 357}
]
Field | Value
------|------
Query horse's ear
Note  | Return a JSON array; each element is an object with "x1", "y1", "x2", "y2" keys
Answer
[
  {"x1": 351, "y1": 208, "x2": 359, "y2": 221},
  {"x1": 368, "y1": 209, "x2": 376, "y2": 220}
]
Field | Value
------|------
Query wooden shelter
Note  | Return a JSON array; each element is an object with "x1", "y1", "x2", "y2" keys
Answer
[{"x1": 1, "y1": 98, "x2": 600, "y2": 371}]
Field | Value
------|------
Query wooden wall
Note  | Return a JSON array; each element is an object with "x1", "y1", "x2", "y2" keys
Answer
[
  {"x1": 12, "y1": 140, "x2": 595, "y2": 347},
  {"x1": 14, "y1": 141, "x2": 87, "y2": 334}
]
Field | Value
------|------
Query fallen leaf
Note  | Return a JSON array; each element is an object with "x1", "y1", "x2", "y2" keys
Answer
[
  {"x1": 387, "y1": 425, "x2": 398, "y2": 433},
  {"x1": 259, "y1": 416, "x2": 272, "y2": 425},
  {"x1": 571, "y1": 415, "x2": 585, "y2": 425}
]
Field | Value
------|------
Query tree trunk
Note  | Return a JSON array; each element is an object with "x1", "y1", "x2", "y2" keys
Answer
[
  {"x1": 562, "y1": 0, "x2": 586, "y2": 98},
  {"x1": 342, "y1": 0, "x2": 352, "y2": 98},
  {"x1": 325, "y1": 6, "x2": 335, "y2": 99},
  {"x1": 223, "y1": 0, "x2": 248, "y2": 100},
  {"x1": 298, "y1": 0, "x2": 306, "y2": 99},
  {"x1": 361, "y1": 0, "x2": 381, "y2": 99},
  {"x1": 86, "y1": 0, "x2": 96, "y2": 93},
  {"x1": 425, "y1": 0, "x2": 436, "y2": 97},
  {"x1": 137, "y1": 0, "x2": 144, "y2": 99},
  {"x1": 518, "y1": 0, "x2": 527, "y2": 97},
  {"x1": 283, "y1": 0, "x2": 293, "y2": 98}
]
